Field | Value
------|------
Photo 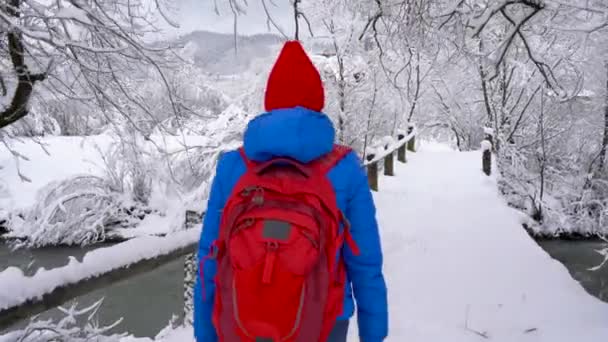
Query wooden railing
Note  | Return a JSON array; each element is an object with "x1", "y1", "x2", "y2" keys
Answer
[
  {"x1": 0, "y1": 125, "x2": 418, "y2": 331},
  {"x1": 364, "y1": 125, "x2": 417, "y2": 191}
]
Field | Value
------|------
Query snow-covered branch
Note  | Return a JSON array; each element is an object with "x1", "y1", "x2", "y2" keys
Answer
[{"x1": 0, "y1": 0, "x2": 181, "y2": 133}]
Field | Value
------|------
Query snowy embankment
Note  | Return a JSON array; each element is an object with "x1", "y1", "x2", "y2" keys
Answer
[
  {"x1": 146, "y1": 141, "x2": 608, "y2": 342},
  {"x1": 0, "y1": 227, "x2": 199, "y2": 312}
]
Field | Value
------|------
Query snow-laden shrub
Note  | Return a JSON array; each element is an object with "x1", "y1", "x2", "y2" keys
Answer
[
  {"x1": 98, "y1": 128, "x2": 163, "y2": 206},
  {"x1": 1, "y1": 299, "x2": 127, "y2": 342},
  {"x1": 567, "y1": 175, "x2": 608, "y2": 234},
  {"x1": 139, "y1": 64, "x2": 232, "y2": 137},
  {"x1": 4, "y1": 110, "x2": 61, "y2": 137},
  {"x1": 164, "y1": 104, "x2": 249, "y2": 223},
  {"x1": 154, "y1": 115, "x2": 208, "y2": 137},
  {"x1": 497, "y1": 130, "x2": 608, "y2": 236},
  {"x1": 0, "y1": 209, "x2": 9, "y2": 235},
  {"x1": 0, "y1": 209, "x2": 24, "y2": 237},
  {"x1": 11, "y1": 171, "x2": 152, "y2": 247},
  {"x1": 14, "y1": 175, "x2": 119, "y2": 247},
  {"x1": 44, "y1": 98, "x2": 109, "y2": 136},
  {"x1": 148, "y1": 82, "x2": 232, "y2": 137}
]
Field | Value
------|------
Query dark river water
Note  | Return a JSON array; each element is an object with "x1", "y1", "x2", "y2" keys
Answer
[
  {"x1": 537, "y1": 239, "x2": 608, "y2": 302},
  {"x1": 0, "y1": 243, "x2": 185, "y2": 338},
  {"x1": 1, "y1": 240, "x2": 607, "y2": 338}
]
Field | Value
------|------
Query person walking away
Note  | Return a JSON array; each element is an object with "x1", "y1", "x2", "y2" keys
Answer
[{"x1": 194, "y1": 40, "x2": 388, "y2": 342}]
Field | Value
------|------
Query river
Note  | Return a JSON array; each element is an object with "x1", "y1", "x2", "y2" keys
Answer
[
  {"x1": 537, "y1": 239, "x2": 608, "y2": 302},
  {"x1": 0, "y1": 243, "x2": 185, "y2": 338},
  {"x1": 1, "y1": 240, "x2": 607, "y2": 338}
]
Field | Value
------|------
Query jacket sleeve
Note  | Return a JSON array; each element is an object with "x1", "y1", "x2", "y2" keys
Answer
[
  {"x1": 194, "y1": 154, "x2": 229, "y2": 342},
  {"x1": 342, "y1": 152, "x2": 388, "y2": 342}
]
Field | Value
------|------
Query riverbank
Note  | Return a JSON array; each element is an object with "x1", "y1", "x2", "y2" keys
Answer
[
  {"x1": 0, "y1": 242, "x2": 187, "y2": 337},
  {"x1": 527, "y1": 229, "x2": 606, "y2": 241},
  {"x1": 521, "y1": 224, "x2": 608, "y2": 302},
  {"x1": 537, "y1": 239, "x2": 608, "y2": 303}
]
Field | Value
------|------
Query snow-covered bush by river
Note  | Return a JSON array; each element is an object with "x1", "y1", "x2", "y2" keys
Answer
[{"x1": 0, "y1": 102, "x2": 249, "y2": 247}]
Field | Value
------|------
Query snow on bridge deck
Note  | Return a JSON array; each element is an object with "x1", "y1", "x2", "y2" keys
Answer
[{"x1": 111, "y1": 142, "x2": 608, "y2": 341}]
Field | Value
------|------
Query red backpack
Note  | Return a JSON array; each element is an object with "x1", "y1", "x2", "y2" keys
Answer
[{"x1": 205, "y1": 144, "x2": 360, "y2": 342}]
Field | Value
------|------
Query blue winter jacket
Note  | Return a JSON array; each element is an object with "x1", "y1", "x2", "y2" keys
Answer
[{"x1": 193, "y1": 106, "x2": 388, "y2": 342}]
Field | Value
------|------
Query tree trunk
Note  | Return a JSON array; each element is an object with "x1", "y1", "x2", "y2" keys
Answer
[
  {"x1": 478, "y1": 40, "x2": 494, "y2": 125},
  {"x1": 599, "y1": 61, "x2": 608, "y2": 172},
  {"x1": 338, "y1": 73, "x2": 346, "y2": 144},
  {"x1": 407, "y1": 51, "x2": 421, "y2": 123},
  {"x1": 0, "y1": 0, "x2": 47, "y2": 129}
]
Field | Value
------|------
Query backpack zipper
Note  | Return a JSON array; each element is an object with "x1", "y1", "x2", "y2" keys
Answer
[
  {"x1": 262, "y1": 241, "x2": 279, "y2": 284},
  {"x1": 299, "y1": 230, "x2": 319, "y2": 250}
]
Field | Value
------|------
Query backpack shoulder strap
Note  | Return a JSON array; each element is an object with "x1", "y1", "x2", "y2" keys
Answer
[
  {"x1": 311, "y1": 144, "x2": 352, "y2": 175},
  {"x1": 238, "y1": 147, "x2": 256, "y2": 169}
]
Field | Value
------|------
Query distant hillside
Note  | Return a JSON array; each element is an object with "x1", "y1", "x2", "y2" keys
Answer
[{"x1": 174, "y1": 30, "x2": 284, "y2": 74}]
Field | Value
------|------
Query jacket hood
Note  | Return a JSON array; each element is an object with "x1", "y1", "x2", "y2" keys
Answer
[{"x1": 243, "y1": 106, "x2": 335, "y2": 163}]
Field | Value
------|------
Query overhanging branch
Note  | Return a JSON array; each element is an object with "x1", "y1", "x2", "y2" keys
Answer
[
  {"x1": 500, "y1": 8, "x2": 563, "y2": 95},
  {"x1": 1, "y1": 0, "x2": 47, "y2": 129}
]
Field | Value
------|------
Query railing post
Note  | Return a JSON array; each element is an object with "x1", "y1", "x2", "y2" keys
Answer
[
  {"x1": 366, "y1": 153, "x2": 379, "y2": 191},
  {"x1": 484, "y1": 127, "x2": 495, "y2": 153},
  {"x1": 397, "y1": 133, "x2": 407, "y2": 163},
  {"x1": 407, "y1": 125, "x2": 416, "y2": 152},
  {"x1": 384, "y1": 151, "x2": 394, "y2": 176},
  {"x1": 482, "y1": 139, "x2": 492, "y2": 176}
]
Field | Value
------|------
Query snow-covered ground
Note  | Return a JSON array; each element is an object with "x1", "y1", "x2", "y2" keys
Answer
[
  {"x1": 148, "y1": 141, "x2": 608, "y2": 342},
  {"x1": 0, "y1": 136, "x2": 112, "y2": 211}
]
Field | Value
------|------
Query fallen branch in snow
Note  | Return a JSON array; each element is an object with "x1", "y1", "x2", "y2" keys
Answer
[
  {"x1": 589, "y1": 236, "x2": 608, "y2": 271},
  {"x1": 464, "y1": 305, "x2": 491, "y2": 339}
]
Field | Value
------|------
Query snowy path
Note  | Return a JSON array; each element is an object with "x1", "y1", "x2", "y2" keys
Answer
[
  {"x1": 155, "y1": 144, "x2": 608, "y2": 342},
  {"x1": 353, "y1": 145, "x2": 608, "y2": 342}
]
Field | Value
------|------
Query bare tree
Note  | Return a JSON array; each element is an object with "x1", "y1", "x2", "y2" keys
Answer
[
  {"x1": 0, "y1": 0, "x2": 181, "y2": 132},
  {"x1": 600, "y1": 61, "x2": 608, "y2": 171}
]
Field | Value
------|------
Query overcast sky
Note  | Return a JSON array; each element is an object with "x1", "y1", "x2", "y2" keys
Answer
[{"x1": 172, "y1": 0, "x2": 294, "y2": 36}]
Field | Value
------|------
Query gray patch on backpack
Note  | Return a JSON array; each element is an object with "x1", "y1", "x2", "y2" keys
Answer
[
  {"x1": 262, "y1": 220, "x2": 291, "y2": 240},
  {"x1": 255, "y1": 337, "x2": 274, "y2": 342}
]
